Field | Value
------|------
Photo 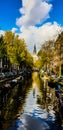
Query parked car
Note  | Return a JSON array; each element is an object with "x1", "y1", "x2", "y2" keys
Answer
[
  {"x1": 58, "y1": 77, "x2": 63, "y2": 82},
  {"x1": 4, "y1": 72, "x2": 11, "y2": 78},
  {"x1": 56, "y1": 77, "x2": 63, "y2": 87},
  {"x1": 12, "y1": 71, "x2": 17, "y2": 77}
]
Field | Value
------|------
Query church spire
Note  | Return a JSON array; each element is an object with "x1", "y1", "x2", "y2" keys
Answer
[{"x1": 33, "y1": 44, "x2": 36, "y2": 54}]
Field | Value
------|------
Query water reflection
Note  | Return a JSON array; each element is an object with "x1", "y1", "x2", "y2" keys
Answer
[{"x1": 0, "y1": 72, "x2": 63, "y2": 130}]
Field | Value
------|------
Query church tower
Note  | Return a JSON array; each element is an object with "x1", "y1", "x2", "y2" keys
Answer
[
  {"x1": 33, "y1": 44, "x2": 36, "y2": 54},
  {"x1": 33, "y1": 44, "x2": 38, "y2": 62}
]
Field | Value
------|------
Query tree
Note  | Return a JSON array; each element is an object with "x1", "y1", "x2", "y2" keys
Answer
[
  {"x1": 54, "y1": 31, "x2": 63, "y2": 75},
  {"x1": 0, "y1": 35, "x2": 6, "y2": 58},
  {"x1": 3, "y1": 31, "x2": 33, "y2": 70},
  {"x1": 38, "y1": 40, "x2": 54, "y2": 72},
  {"x1": 3, "y1": 31, "x2": 15, "y2": 67}
]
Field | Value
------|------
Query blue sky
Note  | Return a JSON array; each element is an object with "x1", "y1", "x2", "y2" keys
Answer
[
  {"x1": 0, "y1": 0, "x2": 63, "y2": 53},
  {"x1": 48, "y1": 0, "x2": 63, "y2": 26},
  {"x1": 0, "y1": 0, "x2": 21, "y2": 30}
]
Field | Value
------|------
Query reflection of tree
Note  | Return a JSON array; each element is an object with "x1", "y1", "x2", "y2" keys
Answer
[
  {"x1": 32, "y1": 82, "x2": 36, "y2": 98},
  {"x1": 37, "y1": 79, "x2": 57, "y2": 112},
  {"x1": 38, "y1": 82, "x2": 62, "y2": 126},
  {"x1": 1, "y1": 79, "x2": 32, "y2": 121}
]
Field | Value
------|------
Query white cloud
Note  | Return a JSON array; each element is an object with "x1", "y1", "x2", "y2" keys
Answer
[
  {"x1": 11, "y1": 27, "x2": 18, "y2": 33},
  {"x1": 16, "y1": 0, "x2": 52, "y2": 27},
  {"x1": 0, "y1": 30, "x2": 5, "y2": 36},
  {"x1": 16, "y1": 0, "x2": 63, "y2": 54},
  {"x1": 19, "y1": 22, "x2": 63, "y2": 54}
]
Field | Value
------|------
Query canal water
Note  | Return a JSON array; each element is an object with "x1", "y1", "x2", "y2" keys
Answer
[{"x1": 0, "y1": 72, "x2": 63, "y2": 130}]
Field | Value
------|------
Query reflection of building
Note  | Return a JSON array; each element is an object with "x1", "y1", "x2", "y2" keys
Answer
[{"x1": 32, "y1": 82, "x2": 36, "y2": 98}]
